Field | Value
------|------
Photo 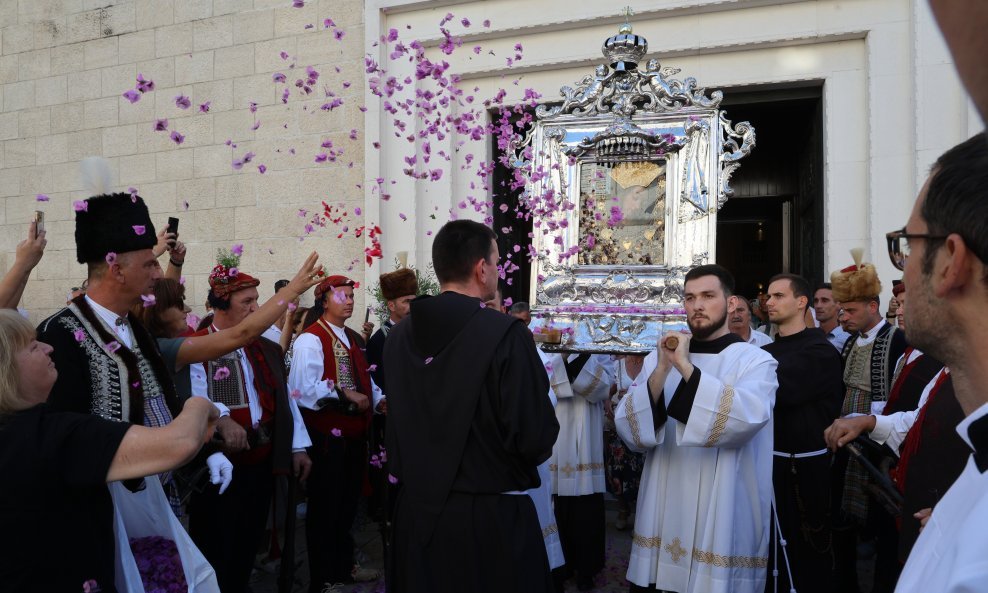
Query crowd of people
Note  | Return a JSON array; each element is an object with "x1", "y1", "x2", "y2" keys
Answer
[{"x1": 2, "y1": 2, "x2": 988, "y2": 592}]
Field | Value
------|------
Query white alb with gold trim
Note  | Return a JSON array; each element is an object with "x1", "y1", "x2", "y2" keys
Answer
[
  {"x1": 615, "y1": 343, "x2": 777, "y2": 593},
  {"x1": 547, "y1": 353, "x2": 615, "y2": 496}
]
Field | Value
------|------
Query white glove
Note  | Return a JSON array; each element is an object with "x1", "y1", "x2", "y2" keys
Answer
[{"x1": 206, "y1": 452, "x2": 233, "y2": 494}]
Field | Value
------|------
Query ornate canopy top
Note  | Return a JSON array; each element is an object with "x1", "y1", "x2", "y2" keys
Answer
[{"x1": 536, "y1": 23, "x2": 723, "y2": 120}]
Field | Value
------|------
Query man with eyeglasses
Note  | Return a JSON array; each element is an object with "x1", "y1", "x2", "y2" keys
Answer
[
  {"x1": 882, "y1": 132, "x2": 988, "y2": 592},
  {"x1": 828, "y1": 251, "x2": 907, "y2": 593}
]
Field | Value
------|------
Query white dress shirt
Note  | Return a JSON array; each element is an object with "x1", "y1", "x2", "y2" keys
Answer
[
  {"x1": 895, "y1": 403, "x2": 988, "y2": 593},
  {"x1": 85, "y1": 296, "x2": 133, "y2": 349},
  {"x1": 189, "y1": 332, "x2": 312, "y2": 451},
  {"x1": 288, "y1": 322, "x2": 384, "y2": 411}
]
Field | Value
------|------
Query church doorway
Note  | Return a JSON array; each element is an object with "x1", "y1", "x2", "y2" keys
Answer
[{"x1": 716, "y1": 85, "x2": 825, "y2": 301}]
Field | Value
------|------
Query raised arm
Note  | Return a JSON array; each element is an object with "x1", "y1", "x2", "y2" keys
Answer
[
  {"x1": 0, "y1": 222, "x2": 46, "y2": 309},
  {"x1": 174, "y1": 252, "x2": 322, "y2": 368},
  {"x1": 106, "y1": 397, "x2": 218, "y2": 482}
]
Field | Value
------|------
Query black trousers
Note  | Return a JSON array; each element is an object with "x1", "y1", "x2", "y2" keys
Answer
[
  {"x1": 768, "y1": 454, "x2": 835, "y2": 593},
  {"x1": 555, "y1": 492, "x2": 605, "y2": 579},
  {"x1": 189, "y1": 458, "x2": 273, "y2": 593},
  {"x1": 306, "y1": 433, "x2": 367, "y2": 591}
]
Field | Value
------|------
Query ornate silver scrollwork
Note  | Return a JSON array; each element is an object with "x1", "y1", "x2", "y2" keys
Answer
[
  {"x1": 718, "y1": 112, "x2": 756, "y2": 209},
  {"x1": 522, "y1": 19, "x2": 754, "y2": 353}
]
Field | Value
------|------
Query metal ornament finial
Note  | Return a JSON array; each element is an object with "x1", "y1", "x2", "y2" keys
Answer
[{"x1": 619, "y1": 6, "x2": 634, "y2": 34}]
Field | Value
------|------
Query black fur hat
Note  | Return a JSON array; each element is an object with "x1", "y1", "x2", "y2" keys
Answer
[{"x1": 75, "y1": 192, "x2": 157, "y2": 264}]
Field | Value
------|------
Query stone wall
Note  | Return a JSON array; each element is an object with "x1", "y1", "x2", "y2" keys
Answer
[{"x1": 0, "y1": 0, "x2": 368, "y2": 322}]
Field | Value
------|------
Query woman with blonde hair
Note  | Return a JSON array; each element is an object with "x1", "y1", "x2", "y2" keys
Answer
[{"x1": 0, "y1": 309, "x2": 217, "y2": 592}]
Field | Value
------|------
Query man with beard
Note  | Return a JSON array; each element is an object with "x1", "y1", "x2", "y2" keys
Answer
[
  {"x1": 384, "y1": 220, "x2": 559, "y2": 593},
  {"x1": 762, "y1": 273, "x2": 844, "y2": 593},
  {"x1": 868, "y1": 133, "x2": 988, "y2": 592},
  {"x1": 728, "y1": 297, "x2": 772, "y2": 346},
  {"x1": 615, "y1": 264, "x2": 779, "y2": 593}
]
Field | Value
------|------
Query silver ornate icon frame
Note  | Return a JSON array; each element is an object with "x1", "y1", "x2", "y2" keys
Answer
[{"x1": 521, "y1": 44, "x2": 755, "y2": 354}]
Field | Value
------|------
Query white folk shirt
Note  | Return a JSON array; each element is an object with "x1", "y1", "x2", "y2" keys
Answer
[
  {"x1": 615, "y1": 342, "x2": 778, "y2": 593},
  {"x1": 525, "y1": 348, "x2": 565, "y2": 570},
  {"x1": 546, "y1": 353, "x2": 615, "y2": 496},
  {"x1": 287, "y1": 322, "x2": 384, "y2": 411},
  {"x1": 870, "y1": 366, "x2": 949, "y2": 454},
  {"x1": 895, "y1": 402, "x2": 988, "y2": 593},
  {"x1": 189, "y1": 335, "x2": 312, "y2": 451}
]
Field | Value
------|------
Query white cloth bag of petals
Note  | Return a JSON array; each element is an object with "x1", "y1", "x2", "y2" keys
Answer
[{"x1": 109, "y1": 475, "x2": 220, "y2": 593}]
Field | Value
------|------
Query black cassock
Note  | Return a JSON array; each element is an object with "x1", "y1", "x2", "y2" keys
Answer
[
  {"x1": 762, "y1": 328, "x2": 844, "y2": 593},
  {"x1": 384, "y1": 291, "x2": 560, "y2": 593}
]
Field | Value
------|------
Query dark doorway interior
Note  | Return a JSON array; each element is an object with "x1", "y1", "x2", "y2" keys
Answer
[{"x1": 717, "y1": 86, "x2": 824, "y2": 300}]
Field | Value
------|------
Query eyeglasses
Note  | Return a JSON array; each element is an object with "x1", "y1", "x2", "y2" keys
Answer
[{"x1": 885, "y1": 227, "x2": 948, "y2": 271}]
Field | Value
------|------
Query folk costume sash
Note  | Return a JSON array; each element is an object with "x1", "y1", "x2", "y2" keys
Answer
[
  {"x1": 65, "y1": 295, "x2": 180, "y2": 426},
  {"x1": 299, "y1": 318, "x2": 373, "y2": 439}
]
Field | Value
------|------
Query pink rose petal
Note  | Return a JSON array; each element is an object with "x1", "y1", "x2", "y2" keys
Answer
[
  {"x1": 132, "y1": 225, "x2": 146, "y2": 235},
  {"x1": 73, "y1": 329, "x2": 86, "y2": 343},
  {"x1": 213, "y1": 367, "x2": 231, "y2": 381}
]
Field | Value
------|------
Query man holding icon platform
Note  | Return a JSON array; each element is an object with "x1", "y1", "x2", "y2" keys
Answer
[{"x1": 615, "y1": 264, "x2": 779, "y2": 593}]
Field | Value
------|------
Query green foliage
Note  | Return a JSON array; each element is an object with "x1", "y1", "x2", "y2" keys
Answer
[
  {"x1": 370, "y1": 259, "x2": 440, "y2": 324},
  {"x1": 215, "y1": 248, "x2": 240, "y2": 269}
]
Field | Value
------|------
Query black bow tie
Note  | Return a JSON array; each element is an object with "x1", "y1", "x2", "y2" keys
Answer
[{"x1": 967, "y1": 414, "x2": 988, "y2": 473}]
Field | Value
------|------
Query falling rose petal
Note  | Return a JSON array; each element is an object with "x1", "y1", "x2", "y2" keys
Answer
[
  {"x1": 182, "y1": 200, "x2": 190, "y2": 210},
  {"x1": 180, "y1": 276, "x2": 186, "y2": 285},
  {"x1": 136, "y1": 73, "x2": 155, "y2": 93},
  {"x1": 290, "y1": 388, "x2": 302, "y2": 399},
  {"x1": 231, "y1": 243, "x2": 244, "y2": 256},
  {"x1": 483, "y1": 19, "x2": 491, "y2": 27},
  {"x1": 388, "y1": 474, "x2": 398, "y2": 484},
  {"x1": 140, "y1": 294, "x2": 156, "y2": 307},
  {"x1": 132, "y1": 225, "x2": 146, "y2": 235},
  {"x1": 315, "y1": 153, "x2": 328, "y2": 163},
  {"x1": 292, "y1": 0, "x2": 304, "y2": 6},
  {"x1": 367, "y1": 364, "x2": 378, "y2": 372},
  {"x1": 280, "y1": 50, "x2": 289, "y2": 60},
  {"x1": 73, "y1": 329, "x2": 86, "y2": 343},
  {"x1": 106, "y1": 341, "x2": 121, "y2": 354},
  {"x1": 349, "y1": 129, "x2": 358, "y2": 140},
  {"x1": 170, "y1": 130, "x2": 185, "y2": 144},
  {"x1": 175, "y1": 95, "x2": 191, "y2": 109},
  {"x1": 324, "y1": 18, "x2": 335, "y2": 27},
  {"x1": 327, "y1": 379, "x2": 335, "y2": 391},
  {"x1": 273, "y1": 72, "x2": 286, "y2": 83},
  {"x1": 354, "y1": 206, "x2": 362, "y2": 215},
  {"x1": 122, "y1": 89, "x2": 141, "y2": 103},
  {"x1": 424, "y1": 357, "x2": 434, "y2": 365},
  {"x1": 153, "y1": 118, "x2": 168, "y2": 131},
  {"x1": 333, "y1": 28, "x2": 345, "y2": 41},
  {"x1": 213, "y1": 367, "x2": 231, "y2": 380},
  {"x1": 105, "y1": 252, "x2": 117, "y2": 265},
  {"x1": 248, "y1": 101, "x2": 258, "y2": 113},
  {"x1": 251, "y1": 120, "x2": 261, "y2": 130},
  {"x1": 199, "y1": 101, "x2": 211, "y2": 113},
  {"x1": 258, "y1": 164, "x2": 267, "y2": 174},
  {"x1": 331, "y1": 428, "x2": 342, "y2": 437},
  {"x1": 398, "y1": 213, "x2": 407, "y2": 221},
  {"x1": 287, "y1": 302, "x2": 297, "y2": 311},
  {"x1": 35, "y1": 194, "x2": 49, "y2": 202}
]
